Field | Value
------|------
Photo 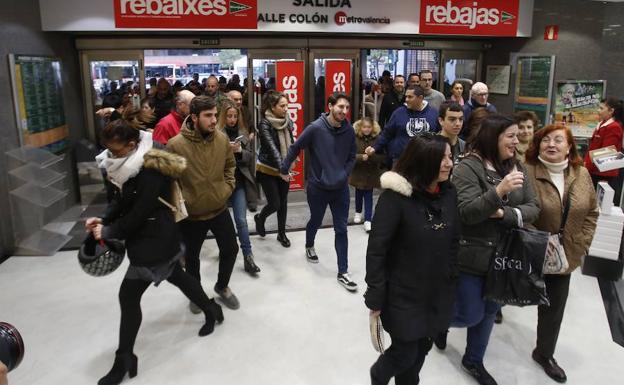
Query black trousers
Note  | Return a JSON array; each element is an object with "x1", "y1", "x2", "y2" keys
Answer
[
  {"x1": 370, "y1": 337, "x2": 433, "y2": 385},
  {"x1": 257, "y1": 172, "x2": 289, "y2": 233},
  {"x1": 178, "y1": 209, "x2": 239, "y2": 291},
  {"x1": 117, "y1": 263, "x2": 213, "y2": 354},
  {"x1": 536, "y1": 274, "x2": 571, "y2": 358}
]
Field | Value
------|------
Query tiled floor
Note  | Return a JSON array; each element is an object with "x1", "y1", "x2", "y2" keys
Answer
[{"x1": 1, "y1": 227, "x2": 623, "y2": 385}]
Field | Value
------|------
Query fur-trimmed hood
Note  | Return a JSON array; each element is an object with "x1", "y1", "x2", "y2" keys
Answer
[
  {"x1": 380, "y1": 171, "x2": 413, "y2": 197},
  {"x1": 143, "y1": 149, "x2": 187, "y2": 178}
]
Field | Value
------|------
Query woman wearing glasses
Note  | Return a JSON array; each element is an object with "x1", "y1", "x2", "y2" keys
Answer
[{"x1": 365, "y1": 133, "x2": 459, "y2": 385}]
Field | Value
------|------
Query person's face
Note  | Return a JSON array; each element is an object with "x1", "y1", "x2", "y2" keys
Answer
[
  {"x1": 598, "y1": 102, "x2": 614, "y2": 121},
  {"x1": 141, "y1": 102, "x2": 154, "y2": 113},
  {"x1": 192, "y1": 107, "x2": 218, "y2": 134},
  {"x1": 106, "y1": 140, "x2": 136, "y2": 159},
  {"x1": 225, "y1": 107, "x2": 238, "y2": 128},
  {"x1": 420, "y1": 73, "x2": 433, "y2": 91},
  {"x1": 452, "y1": 83, "x2": 464, "y2": 97},
  {"x1": 381, "y1": 82, "x2": 391, "y2": 94},
  {"x1": 473, "y1": 89, "x2": 489, "y2": 105},
  {"x1": 193, "y1": 73, "x2": 199, "y2": 82},
  {"x1": 394, "y1": 77, "x2": 405, "y2": 93},
  {"x1": 437, "y1": 144, "x2": 454, "y2": 183},
  {"x1": 539, "y1": 129, "x2": 570, "y2": 164},
  {"x1": 438, "y1": 110, "x2": 464, "y2": 137},
  {"x1": 360, "y1": 121, "x2": 373, "y2": 136},
  {"x1": 329, "y1": 98, "x2": 350, "y2": 123},
  {"x1": 404, "y1": 90, "x2": 423, "y2": 110},
  {"x1": 229, "y1": 91, "x2": 243, "y2": 108},
  {"x1": 219, "y1": 82, "x2": 227, "y2": 92},
  {"x1": 157, "y1": 82, "x2": 170, "y2": 98},
  {"x1": 206, "y1": 79, "x2": 218, "y2": 96},
  {"x1": 177, "y1": 100, "x2": 190, "y2": 118},
  {"x1": 517, "y1": 119, "x2": 535, "y2": 144},
  {"x1": 121, "y1": 93, "x2": 131, "y2": 107},
  {"x1": 497, "y1": 124, "x2": 520, "y2": 161},
  {"x1": 271, "y1": 97, "x2": 289, "y2": 119},
  {"x1": 408, "y1": 75, "x2": 419, "y2": 88}
]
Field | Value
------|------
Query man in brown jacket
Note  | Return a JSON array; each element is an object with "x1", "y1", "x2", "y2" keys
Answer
[{"x1": 167, "y1": 95, "x2": 240, "y2": 312}]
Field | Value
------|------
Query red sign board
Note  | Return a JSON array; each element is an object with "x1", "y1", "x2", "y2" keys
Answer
[
  {"x1": 420, "y1": 0, "x2": 520, "y2": 36},
  {"x1": 544, "y1": 25, "x2": 559, "y2": 40},
  {"x1": 276, "y1": 60, "x2": 305, "y2": 191},
  {"x1": 114, "y1": 0, "x2": 257, "y2": 29},
  {"x1": 324, "y1": 60, "x2": 352, "y2": 119}
]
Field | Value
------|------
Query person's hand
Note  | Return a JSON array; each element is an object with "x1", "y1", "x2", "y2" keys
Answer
[
  {"x1": 362, "y1": 154, "x2": 369, "y2": 161},
  {"x1": 0, "y1": 361, "x2": 8, "y2": 385},
  {"x1": 495, "y1": 171, "x2": 524, "y2": 197},
  {"x1": 280, "y1": 174, "x2": 291, "y2": 182},
  {"x1": 370, "y1": 309, "x2": 381, "y2": 317},
  {"x1": 248, "y1": 132, "x2": 255, "y2": 141},
  {"x1": 93, "y1": 224, "x2": 103, "y2": 241},
  {"x1": 230, "y1": 142, "x2": 242, "y2": 153},
  {"x1": 85, "y1": 217, "x2": 102, "y2": 232},
  {"x1": 365, "y1": 146, "x2": 376, "y2": 156},
  {"x1": 489, "y1": 208, "x2": 504, "y2": 219},
  {"x1": 95, "y1": 107, "x2": 114, "y2": 118}
]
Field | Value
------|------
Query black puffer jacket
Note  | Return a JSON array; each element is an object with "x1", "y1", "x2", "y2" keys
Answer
[
  {"x1": 257, "y1": 117, "x2": 294, "y2": 172},
  {"x1": 102, "y1": 149, "x2": 187, "y2": 267},
  {"x1": 364, "y1": 171, "x2": 459, "y2": 341}
]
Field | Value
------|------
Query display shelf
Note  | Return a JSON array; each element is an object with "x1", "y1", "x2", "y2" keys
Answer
[
  {"x1": 5, "y1": 145, "x2": 64, "y2": 168},
  {"x1": 10, "y1": 183, "x2": 67, "y2": 208},
  {"x1": 9, "y1": 163, "x2": 66, "y2": 187}
]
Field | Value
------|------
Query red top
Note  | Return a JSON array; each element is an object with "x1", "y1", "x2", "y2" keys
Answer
[
  {"x1": 584, "y1": 118, "x2": 624, "y2": 177},
  {"x1": 153, "y1": 110, "x2": 184, "y2": 145}
]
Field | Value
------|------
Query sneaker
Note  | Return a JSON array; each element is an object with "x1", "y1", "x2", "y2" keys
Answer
[
  {"x1": 214, "y1": 285, "x2": 240, "y2": 310},
  {"x1": 337, "y1": 272, "x2": 358, "y2": 292},
  {"x1": 189, "y1": 301, "x2": 202, "y2": 315},
  {"x1": 306, "y1": 247, "x2": 319, "y2": 263},
  {"x1": 364, "y1": 221, "x2": 372, "y2": 232},
  {"x1": 461, "y1": 358, "x2": 498, "y2": 385},
  {"x1": 353, "y1": 212, "x2": 363, "y2": 224}
]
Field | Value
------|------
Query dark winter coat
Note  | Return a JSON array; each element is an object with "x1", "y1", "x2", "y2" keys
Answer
[
  {"x1": 256, "y1": 117, "x2": 295, "y2": 175},
  {"x1": 223, "y1": 125, "x2": 258, "y2": 200},
  {"x1": 451, "y1": 154, "x2": 540, "y2": 275},
  {"x1": 364, "y1": 171, "x2": 460, "y2": 341},
  {"x1": 378, "y1": 90, "x2": 404, "y2": 128},
  {"x1": 102, "y1": 149, "x2": 187, "y2": 267}
]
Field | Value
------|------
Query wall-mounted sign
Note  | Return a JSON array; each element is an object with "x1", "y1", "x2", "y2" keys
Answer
[
  {"x1": 485, "y1": 65, "x2": 511, "y2": 95},
  {"x1": 419, "y1": 0, "x2": 520, "y2": 36},
  {"x1": 513, "y1": 55, "x2": 556, "y2": 127},
  {"x1": 276, "y1": 60, "x2": 305, "y2": 191},
  {"x1": 114, "y1": 0, "x2": 258, "y2": 29},
  {"x1": 554, "y1": 80, "x2": 606, "y2": 138},
  {"x1": 325, "y1": 60, "x2": 352, "y2": 120}
]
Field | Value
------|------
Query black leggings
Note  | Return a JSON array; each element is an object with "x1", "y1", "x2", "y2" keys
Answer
[
  {"x1": 116, "y1": 263, "x2": 212, "y2": 354},
  {"x1": 257, "y1": 172, "x2": 289, "y2": 233}
]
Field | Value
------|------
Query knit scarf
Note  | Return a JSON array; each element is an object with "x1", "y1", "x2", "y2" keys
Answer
[
  {"x1": 538, "y1": 156, "x2": 568, "y2": 173},
  {"x1": 265, "y1": 110, "x2": 292, "y2": 158},
  {"x1": 96, "y1": 130, "x2": 154, "y2": 190}
]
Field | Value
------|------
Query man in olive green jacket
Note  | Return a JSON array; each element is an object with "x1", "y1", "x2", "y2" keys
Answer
[{"x1": 167, "y1": 95, "x2": 240, "y2": 311}]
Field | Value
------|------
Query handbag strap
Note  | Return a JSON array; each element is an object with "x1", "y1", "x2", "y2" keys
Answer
[{"x1": 559, "y1": 193, "x2": 571, "y2": 235}]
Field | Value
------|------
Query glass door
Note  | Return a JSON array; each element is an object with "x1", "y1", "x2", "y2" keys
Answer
[
  {"x1": 308, "y1": 50, "x2": 360, "y2": 123},
  {"x1": 80, "y1": 50, "x2": 144, "y2": 144},
  {"x1": 440, "y1": 50, "x2": 482, "y2": 102}
]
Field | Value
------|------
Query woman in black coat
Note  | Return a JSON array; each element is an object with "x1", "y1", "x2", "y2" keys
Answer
[
  {"x1": 365, "y1": 134, "x2": 459, "y2": 385},
  {"x1": 87, "y1": 119, "x2": 223, "y2": 385}
]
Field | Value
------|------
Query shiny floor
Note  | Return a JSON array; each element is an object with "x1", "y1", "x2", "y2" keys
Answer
[{"x1": 1, "y1": 227, "x2": 623, "y2": 385}]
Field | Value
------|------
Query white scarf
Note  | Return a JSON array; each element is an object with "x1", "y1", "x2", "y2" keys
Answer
[{"x1": 96, "y1": 131, "x2": 154, "y2": 189}]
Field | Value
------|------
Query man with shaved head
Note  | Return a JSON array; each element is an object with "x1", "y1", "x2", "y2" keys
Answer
[{"x1": 153, "y1": 90, "x2": 195, "y2": 145}]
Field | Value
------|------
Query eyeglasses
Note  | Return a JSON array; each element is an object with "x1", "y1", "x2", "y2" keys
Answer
[
  {"x1": 541, "y1": 136, "x2": 566, "y2": 145},
  {"x1": 475, "y1": 92, "x2": 489, "y2": 97}
]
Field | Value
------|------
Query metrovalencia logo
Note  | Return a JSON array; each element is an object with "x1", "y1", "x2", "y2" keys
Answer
[{"x1": 114, "y1": 0, "x2": 258, "y2": 29}]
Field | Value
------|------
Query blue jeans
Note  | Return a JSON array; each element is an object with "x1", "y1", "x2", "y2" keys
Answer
[
  {"x1": 451, "y1": 272, "x2": 501, "y2": 364},
  {"x1": 229, "y1": 186, "x2": 252, "y2": 257},
  {"x1": 355, "y1": 188, "x2": 373, "y2": 222},
  {"x1": 305, "y1": 183, "x2": 350, "y2": 274}
]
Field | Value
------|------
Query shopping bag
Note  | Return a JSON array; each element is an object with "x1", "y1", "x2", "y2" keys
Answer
[{"x1": 484, "y1": 228, "x2": 550, "y2": 306}]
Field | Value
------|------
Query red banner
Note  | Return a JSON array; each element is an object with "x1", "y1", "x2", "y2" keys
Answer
[
  {"x1": 420, "y1": 0, "x2": 519, "y2": 36},
  {"x1": 114, "y1": 0, "x2": 257, "y2": 29},
  {"x1": 276, "y1": 60, "x2": 305, "y2": 191},
  {"x1": 324, "y1": 60, "x2": 352, "y2": 119}
]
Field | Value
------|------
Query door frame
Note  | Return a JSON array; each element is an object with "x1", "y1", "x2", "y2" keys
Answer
[
  {"x1": 79, "y1": 50, "x2": 145, "y2": 142},
  {"x1": 440, "y1": 49, "x2": 483, "y2": 96}
]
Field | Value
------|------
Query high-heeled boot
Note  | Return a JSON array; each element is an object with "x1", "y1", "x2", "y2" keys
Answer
[
  {"x1": 97, "y1": 352, "x2": 138, "y2": 385},
  {"x1": 244, "y1": 254, "x2": 261, "y2": 274},
  {"x1": 198, "y1": 299, "x2": 224, "y2": 337}
]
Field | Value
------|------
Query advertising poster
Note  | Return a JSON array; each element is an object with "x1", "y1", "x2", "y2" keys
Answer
[
  {"x1": 9, "y1": 55, "x2": 69, "y2": 153},
  {"x1": 325, "y1": 60, "x2": 352, "y2": 120},
  {"x1": 554, "y1": 80, "x2": 606, "y2": 138},
  {"x1": 276, "y1": 60, "x2": 305, "y2": 191},
  {"x1": 513, "y1": 55, "x2": 555, "y2": 126}
]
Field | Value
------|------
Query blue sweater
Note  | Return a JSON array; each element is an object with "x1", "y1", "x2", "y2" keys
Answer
[
  {"x1": 281, "y1": 113, "x2": 356, "y2": 190},
  {"x1": 373, "y1": 103, "x2": 439, "y2": 163}
]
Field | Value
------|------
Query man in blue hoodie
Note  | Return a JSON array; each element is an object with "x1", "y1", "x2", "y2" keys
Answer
[
  {"x1": 280, "y1": 92, "x2": 357, "y2": 292},
  {"x1": 365, "y1": 85, "x2": 439, "y2": 166}
]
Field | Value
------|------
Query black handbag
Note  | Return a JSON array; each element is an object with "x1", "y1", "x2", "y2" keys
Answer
[
  {"x1": 484, "y1": 227, "x2": 550, "y2": 306},
  {"x1": 0, "y1": 322, "x2": 24, "y2": 372},
  {"x1": 78, "y1": 233, "x2": 125, "y2": 277}
]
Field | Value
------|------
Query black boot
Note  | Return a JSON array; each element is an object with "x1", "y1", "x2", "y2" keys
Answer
[
  {"x1": 244, "y1": 254, "x2": 261, "y2": 275},
  {"x1": 277, "y1": 232, "x2": 291, "y2": 248},
  {"x1": 198, "y1": 298, "x2": 223, "y2": 336},
  {"x1": 97, "y1": 352, "x2": 138, "y2": 385},
  {"x1": 254, "y1": 214, "x2": 266, "y2": 237}
]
